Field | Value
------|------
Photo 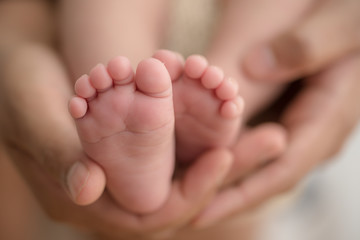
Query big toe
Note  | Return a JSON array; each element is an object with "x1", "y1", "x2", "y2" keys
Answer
[
  {"x1": 135, "y1": 58, "x2": 172, "y2": 97},
  {"x1": 153, "y1": 49, "x2": 184, "y2": 81}
]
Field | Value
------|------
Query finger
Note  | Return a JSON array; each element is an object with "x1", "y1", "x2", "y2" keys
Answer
[
  {"x1": 209, "y1": 0, "x2": 312, "y2": 53},
  {"x1": 243, "y1": 0, "x2": 360, "y2": 82},
  {"x1": 224, "y1": 123, "x2": 287, "y2": 185},
  {"x1": 194, "y1": 53, "x2": 360, "y2": 228},
  {"x1": 67, "y1": 149, "x2": 233, "y2": 238},
  {"x1": 65, "y1": 156, "x2": 106, "y2": 205},
  {"x1": 205, "y1": 0, "x2": 313, "y2": 121},
  {"x1": 140, "y1": 148, "x2": 233, "y2": 232},
  {"x1": 0, "y1": 44, "x2": 106, "y2": 205}
]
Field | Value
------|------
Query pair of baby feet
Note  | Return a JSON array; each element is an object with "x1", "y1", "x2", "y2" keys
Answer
[{"x1": 69, "y1": 50, "x2": 243, "y2": 214}]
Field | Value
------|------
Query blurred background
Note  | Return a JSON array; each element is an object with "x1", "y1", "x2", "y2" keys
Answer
[{"x1": 260, "y1": 123, "x2": 360, "y2": 240}]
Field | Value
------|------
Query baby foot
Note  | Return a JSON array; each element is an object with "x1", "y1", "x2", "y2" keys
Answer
[
  {"x1": 154, "y1": 50, "x2": 243, "y2": 162},
  {"x1": 69, "y1": 57, "x2": 174, "y2": 214}
]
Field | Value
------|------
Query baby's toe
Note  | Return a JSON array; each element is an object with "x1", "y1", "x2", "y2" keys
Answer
[
  {"x1": 89, "y1": 64, "x2": 113, "y2": 92},
  {"x1": 184, "y1": 55, "x2": 208, "y2": 79},
  {"x1": 220, "y1": 96, "x2": 244, "y2": 119},
  {"x1": 74, "y1": 74, "x2": 96, "y2": 99},
  {"x1": 216, "y1": 77, "x2": 239, "y2": 100},
  {"x1": 153, "y1": 49, "x2": 184, "y2": 81},
  {"x1": 69, "y1": 96, "x2": 88, "y2": 119},
  {"x1": 135, "y1": 58, "x2": 172, "y2": 97},
  {"x1": 201, "y1": 66, "x2": 224, "y2": 89},
  {"x1": 107, "y1": 56, "x2": 134, "y2": 85}
]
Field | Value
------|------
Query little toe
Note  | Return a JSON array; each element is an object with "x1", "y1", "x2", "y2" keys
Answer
[
  {"x1": 184, "y1": 55, "x2": 208, "y2": 79},
  {"x1": 201, "y1": 66, "x2": 224, "y2": 89},
  {"x1": 69, "y1": 96, "x2": 88, "y2": 119},
  {"x1": 135, "y1": 58, "x2": 172, "y2": 97},
  {"x1": 74, "y1": 74, "x2": 96, "y2": 99},
  {"x1": 153, "y1": 49, "x2": 184, "y2": 81},
  {"x1": 89, "y1": 64, "x2": 113, "y2": 92},
  {"x1": 107, "y1": 56, "x2": 134, "y2": 85},
  {"x1": 220, "y1": 96, "x2": 244, "y2": 119},
  {"x1": 216, "y1": 77, "x2": 239, "y2": 100}
]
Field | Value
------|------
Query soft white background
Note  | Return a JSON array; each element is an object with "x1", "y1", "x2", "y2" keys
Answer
[{"x1": 261, "y1": 123, "x2": 360, "y2": 240}]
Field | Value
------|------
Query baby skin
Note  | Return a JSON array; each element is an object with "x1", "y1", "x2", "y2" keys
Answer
[
  {"x1": 69, "y1": 50, "x2": 243, "y2": 214},
  {"x1": 153, "y1": 50, "x2": 243, "y2": 162}
]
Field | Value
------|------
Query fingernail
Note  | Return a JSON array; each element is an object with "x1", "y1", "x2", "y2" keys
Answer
[
  {"x1": 67, "y1": 162, "x2": 89, "y2": 201},
  {"x1": 243, "y1": 45, "x2": 277, "y2": 79}
]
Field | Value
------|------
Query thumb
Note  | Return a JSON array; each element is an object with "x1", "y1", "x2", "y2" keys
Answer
[
  {"x1": 242, "y1": 0, "x2": 360, "y2": 82},
  {"x1": 0, "y1": 43, "x2": 106, "y2": 206},
  {"x1": 65, "y1": 156, "x2": 106, "y2": 205}
]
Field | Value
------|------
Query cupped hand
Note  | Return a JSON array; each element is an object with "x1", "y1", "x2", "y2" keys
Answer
[
  {"x1": 0, "y1": 43, "x2": 236, "y2": 239},
  {"x1": 195, "y1": 52, "x2": 360, "y2": 227},
  {"x1": 13, "y1": 143, "x2": 233, "y2": 239},
  {"x1": 193, "y1": 0, "x2": 360, "y2": 227}
]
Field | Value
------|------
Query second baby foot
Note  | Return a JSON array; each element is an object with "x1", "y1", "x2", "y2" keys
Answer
[
  {"x1": 69, "y1": 57, "x2": 174, "y2": 214},
  {"x1": 154, "y1": 50, "x2": 243, "y2": 162}
]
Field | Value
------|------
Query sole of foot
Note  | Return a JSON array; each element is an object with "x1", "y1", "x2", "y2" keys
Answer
[
  {"x1": 153, "y1": 50, "x2": 243, "y2": 163},
  {"x1": 69, "y1": 56, "x2": 175, "y2": 214}
]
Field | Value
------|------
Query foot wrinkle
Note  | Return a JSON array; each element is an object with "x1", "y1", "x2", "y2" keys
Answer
[
  {"x1": 114, "y1": 81, "x2": 136, "y2": 90},
  {"x1": 85, "y1": 92, "x2": 99, "y2": 102},
  {"x1": 113, "y1": 73, "x2": 134, "y2": 86},
  {"x1": 96, "y1": 85, "x2": 114, "y2": 93},
  {"x1": 127, "y1": 121, "x2": 174, "y2": 135},
  {"x1": 136, "y1": 88, "x2": 172, "y2": 98},
  {"x1": 81, "y1": 121, "x2": 173, "y2": 145}
]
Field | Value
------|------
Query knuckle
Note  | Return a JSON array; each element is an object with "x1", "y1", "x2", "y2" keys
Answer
[
  {"x1": 275, "y1": 162, "x2": 297, "y2": 193},
  {"x1": 272, "y1": 33, "x2": 309, "y2": 69}
]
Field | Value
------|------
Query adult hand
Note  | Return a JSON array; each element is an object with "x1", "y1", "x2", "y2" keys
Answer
[
  {"x1": 195, "y1": 53, "x2": 360, "y2": 227},
  {"x1": 0, "y1": 42, "x2": 290, "y2": 239},
  {"x1": 243, "y1": 0, "x2": 360, "y2": 83},
  {"x1": 0, "y1": 43, "x2": 237, "y2": 239},
  {"x1": 193, "y1": 0, "x2": 360, "y2": 227},
  {"x1": 0, "y1": 2, "x2": 290, "y2": 237}
]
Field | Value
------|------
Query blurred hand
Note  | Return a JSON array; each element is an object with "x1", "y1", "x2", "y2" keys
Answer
[
  {"x1": 243, "y1": 0, "x2": 360, "y2": 83},
  {"x1": 194, "y1": 0, "x2": 360, "y2": 227},
  {"x1": 11, "y1": 143, "x2": 233, "y2": 239},
  {"x1": 195, "y1": 53, "x2": 360, "y2": 227}
]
